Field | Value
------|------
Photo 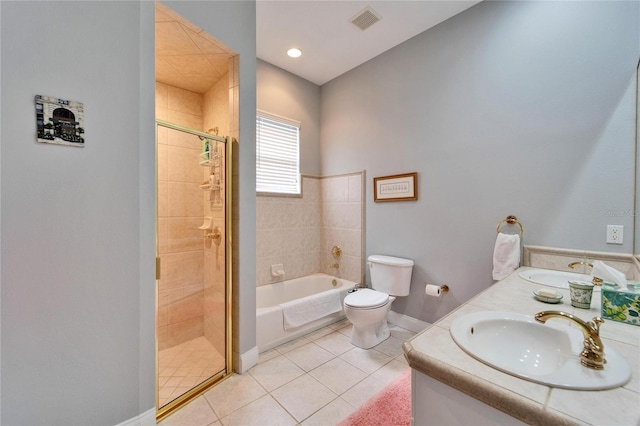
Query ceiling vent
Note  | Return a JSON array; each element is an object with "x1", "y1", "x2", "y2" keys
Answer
[{"x1": 350, "y1": 6, "x2": 382, "y2": 31}]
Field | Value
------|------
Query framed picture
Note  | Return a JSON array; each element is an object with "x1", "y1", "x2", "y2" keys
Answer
[
  {"x1": 373, "y1": 172, "x2": 418, "y2": 202},
  {"x1": 35, "y1": 95, "x2": 85, "y2": 147}
]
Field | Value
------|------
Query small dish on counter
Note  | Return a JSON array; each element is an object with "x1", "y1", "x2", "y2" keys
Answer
[{"x1": 533, "y1": 290, "x2": 563, "y2": 304}]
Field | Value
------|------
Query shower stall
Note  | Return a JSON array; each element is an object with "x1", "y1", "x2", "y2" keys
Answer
[{"x1": 155, "y1": 120, "x2": 233, "y2": 418}]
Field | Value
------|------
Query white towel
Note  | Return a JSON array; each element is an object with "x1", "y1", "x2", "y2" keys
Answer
[
  {"x1": 492, "y1": 233, "x2": 521, "y2": 280},
  {"x1": 591, "y1": 260, "x2": 628, "y2": 287},
  {"x1": 280, "y1": 289, "x2": 342, "y2": 330}
]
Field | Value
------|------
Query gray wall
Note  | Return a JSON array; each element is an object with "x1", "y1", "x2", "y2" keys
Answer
[
  {"x1": 0, "y1": 1, "x2": 255, "y2": 424},
  {"x1": 320, "y1": 1, "x2": 640, "y2": 322},
  {"x1": 257, "y1": 59, "x2": 321, "y2": 176},
  {"x1": 1, "y1": 2, "x2": 147, "y2": 424}
]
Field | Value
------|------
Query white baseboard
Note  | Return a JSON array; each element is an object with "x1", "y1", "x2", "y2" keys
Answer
[
  {"x1": 237, "y1": 346, "x2": 259, "y2": 373},
  {"x1": 115, "y1": 407, "x2": 155, "y2": 426},
  {"x1": 388, "y1": 311, "x2": 430, "y2": 333}
]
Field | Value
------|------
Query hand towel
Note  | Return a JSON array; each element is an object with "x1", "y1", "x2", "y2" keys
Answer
[
  {"x1": 280, "y1": 289, "x2": 342, "y2": 330},
  {"x1": 492, "y1": 233, "x2": 520, "y2": 280},
  {"x1": 591, "y1": 260, "x2": 628, "y2": 287}
]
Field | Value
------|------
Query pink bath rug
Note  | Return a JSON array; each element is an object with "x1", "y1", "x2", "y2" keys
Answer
[{"x1": 338, "y1": 368, "x2": 411, "y2": 426}]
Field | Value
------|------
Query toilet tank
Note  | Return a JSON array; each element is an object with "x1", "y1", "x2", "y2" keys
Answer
[{"x1": 368, "y1": 255, "x2": 414, "y2": 296}]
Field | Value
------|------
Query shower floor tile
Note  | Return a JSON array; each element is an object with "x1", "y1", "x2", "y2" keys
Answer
[{"x1": 158, "y1": 336, "x2": 225, "y2": 407}]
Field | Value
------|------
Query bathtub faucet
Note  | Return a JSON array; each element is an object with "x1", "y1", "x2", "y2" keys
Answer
[{"x1": 331, "y1": 263, "x2": 340, "y2": 270}]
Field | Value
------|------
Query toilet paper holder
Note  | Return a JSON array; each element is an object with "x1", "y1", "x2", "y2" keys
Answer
[{"x1": 424, "y1": 283, "x2": 449, "y2": 294}]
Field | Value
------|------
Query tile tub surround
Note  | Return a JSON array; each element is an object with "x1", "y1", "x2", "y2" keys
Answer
[
  {"x1": 403, "y1": 267, "x2": 640, "y2": 425},
  {"x1": 256, "y1": 172, "x2": 364, "y2": 286}
]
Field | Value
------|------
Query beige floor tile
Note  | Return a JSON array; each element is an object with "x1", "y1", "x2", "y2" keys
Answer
[
  {"x1": 389, "y1": 324, "x2": 417, "y2": 338},
  {"x1": 248, "y1": 355, "x2": 305, "y2": 392},
  {"x1": 329, "y1": 318, "x2": 351, "y2": 329},
  {"x1": 159, "y1": 396, "x2": 218, "y2": 426},
  {"x1": 283, "y1": 342, "x2": 334, "y2": 372},
  {"x1": 300, "y1": 397, "x2": 355, "y2": 426},
  {"x1": 274, "y1": 335, "x2": 311, "y2": 354},
  {"x1": 270, "y1": 375, "x2": 337, "y2": 422},
  {"x1": 373, "y1": 334, "x2": 406, "y2": 357},
  {"x1": 203, "y1": 373, "x2": 267, "y2": 419},
  {"x1": 180, "y1": 376, "x2": 204, "y2": 387},
  {"x1": 340, "y1": 375, "x2": 386, "y2": 408},
  {"x1": 339, "y1": 347, "x2": 393, "y2": 374},
  {"x1": 257, "y1": 348, "x2": 280, "y2": 364},
  {"x1": 313, "y1": 331, "x2": 354, "y2": 356},
  {"x1": 395, "y1": 353, "x2": 409, "y2": 365},
  {"x1": 303, "y1": 325, "x2": 337, "y2": 341},
  {"x1": 164, "y1": 376, "x2": 184, "y2": 388},
  {"x1": 335, "y1": 322, "x2": 353, "y2": 337},
  {"x1": 370, "y1": 360, "x2": 410, "y2": 386},
  {"x1": 162, "y1": 324, "x2": 417, "y2": 426},
  {"x1": 219, "y1": 394, "x2": 297, "y2": 426},
  {"x1": 308, "y1": 358, "x2": 368, "y2": 395}
]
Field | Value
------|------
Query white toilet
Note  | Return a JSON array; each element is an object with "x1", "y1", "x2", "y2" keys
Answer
[{"x1": 343, "y1": 255, "x2": 414, "y2": 349}]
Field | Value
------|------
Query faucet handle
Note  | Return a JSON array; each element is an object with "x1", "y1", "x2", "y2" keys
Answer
[
  {"x1": 590, "y1": 316, "x2": 604, "y2": 334},
  {"x1": 567, "y1": 262, "x2": 603, "y2": 285}
]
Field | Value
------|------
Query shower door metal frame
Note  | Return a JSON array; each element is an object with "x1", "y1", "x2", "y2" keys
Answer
[{"x1": 154, "y1": 119, "x2": 234, "y2": 421}]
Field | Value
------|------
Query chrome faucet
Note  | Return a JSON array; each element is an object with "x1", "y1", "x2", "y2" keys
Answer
[
  {"x1": 568, "y1": 261, "x2": 603, "y2": 285},
  {"x1": 534, "y1": 310, "x2": 606, "y2": 370}
]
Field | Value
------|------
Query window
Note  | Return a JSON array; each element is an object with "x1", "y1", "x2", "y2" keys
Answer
[{"x1": 256, "y1": 110, "x2": 300, "y2": 195}]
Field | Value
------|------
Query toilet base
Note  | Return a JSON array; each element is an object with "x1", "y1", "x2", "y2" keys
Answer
[{"x1": 350, "y1": 320, "x2": 391, "y2": 349}]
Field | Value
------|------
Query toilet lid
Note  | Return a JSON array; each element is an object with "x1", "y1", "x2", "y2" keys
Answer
[{"x1": 344, "y1": 289, "x2": 389, "y2": 309}]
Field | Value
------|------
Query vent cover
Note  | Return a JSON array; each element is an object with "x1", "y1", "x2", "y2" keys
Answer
[{"x1": 350, "y1": 6, "x2": 382, "y2": 31}]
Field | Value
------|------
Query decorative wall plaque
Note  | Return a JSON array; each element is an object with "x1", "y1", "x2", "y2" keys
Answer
[{"x1": 35, "y1": 95, "x2": 85, "y2": 147}]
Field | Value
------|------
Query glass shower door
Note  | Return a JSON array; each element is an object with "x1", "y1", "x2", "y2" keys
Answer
[{"x1": 156, "y1": 120, "x2": 232, "y2": 418}]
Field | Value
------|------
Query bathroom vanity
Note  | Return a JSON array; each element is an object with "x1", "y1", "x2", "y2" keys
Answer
[{"x1": 403, "y1": 267, "x2": 640, "y2": 425}]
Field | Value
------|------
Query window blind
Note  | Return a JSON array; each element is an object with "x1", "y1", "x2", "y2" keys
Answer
[{"x1": 256, "y1": 111, "x2": 300, "y2": 194}]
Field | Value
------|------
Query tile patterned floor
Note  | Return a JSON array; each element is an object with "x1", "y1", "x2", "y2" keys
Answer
[
  {"x1": 158, "y1": 337, "x2": 226, "y2": 407},
  {"x1": 159, "y1": 319, "x2": 415, "y2": 425}
]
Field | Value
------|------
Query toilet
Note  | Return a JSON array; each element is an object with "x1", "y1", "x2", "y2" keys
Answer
[{"x1": 343, "y1": 255, "x2": 414, "y2": 349}]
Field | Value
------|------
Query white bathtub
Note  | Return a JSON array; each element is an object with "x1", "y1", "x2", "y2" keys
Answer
[{"x1": 256, "y1": 273, "x2": 356, "y2": 353}]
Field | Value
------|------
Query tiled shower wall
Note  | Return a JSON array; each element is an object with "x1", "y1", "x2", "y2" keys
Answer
[
  {"x1": 157, "y1": 83, "x2": 206, "y2": 351},
  {"x1": 202, "y1": 69, "x2": 230, "y2": 356},
  {"x1": 256, "y1": 172, "x2": 364, "y2": 286},
  {"x1": 156, "y1": 71, "x2": 231, "y2": 352}
]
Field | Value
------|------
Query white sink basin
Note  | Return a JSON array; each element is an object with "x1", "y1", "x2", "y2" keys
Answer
[
  {"x1": 519, "y1": 269, "x2": 597, "y2": 290},
  {"x1": 450, "y1": 311, "x2": 630, "y2": 390}
]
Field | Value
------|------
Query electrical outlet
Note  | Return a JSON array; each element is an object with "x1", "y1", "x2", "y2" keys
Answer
[{"x1": 606, "y1": 225, "x2": 624, "y2": 244}]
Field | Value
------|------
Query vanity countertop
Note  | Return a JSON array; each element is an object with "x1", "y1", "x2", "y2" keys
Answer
[{"x1": 403, "y1": 267, "x2": 640, "y2": 425}]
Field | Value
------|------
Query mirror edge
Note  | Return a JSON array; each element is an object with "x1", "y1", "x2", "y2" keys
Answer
[{"x1": 634, "y1": 56, "x2": 640, "y2": 273}]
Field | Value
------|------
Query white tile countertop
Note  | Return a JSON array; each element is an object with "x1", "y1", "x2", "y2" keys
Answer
[{"x1": 403, "y1": 267, "x2": 640, "y2": 425}]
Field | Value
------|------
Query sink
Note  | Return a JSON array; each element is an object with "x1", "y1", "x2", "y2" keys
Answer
[
  {"x1": 450, "y1": 311, "x2": 630, "y2": 390},
  {"x1": 519, "y1": 269, "x2": 598, "y2": 290}
]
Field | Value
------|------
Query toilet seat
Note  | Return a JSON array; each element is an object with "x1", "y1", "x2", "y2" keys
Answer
[{"x1": 344, "y1": 288, "x2": 389, "y2": 309}]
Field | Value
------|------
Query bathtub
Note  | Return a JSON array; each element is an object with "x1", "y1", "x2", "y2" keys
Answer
[{"x1": 256, "y1": 273, "x2": 356, "y2": 353}]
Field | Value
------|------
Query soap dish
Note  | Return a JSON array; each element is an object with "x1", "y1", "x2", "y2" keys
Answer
[{"x1": 533, "y1": 290, "x2": 563, "y2": 304}]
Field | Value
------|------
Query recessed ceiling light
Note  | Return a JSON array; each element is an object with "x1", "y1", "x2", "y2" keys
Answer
[{"x1": 287, "y1": 48, "x2": 302, "y2": 58}]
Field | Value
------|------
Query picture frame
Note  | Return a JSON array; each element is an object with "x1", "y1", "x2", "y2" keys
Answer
[
  {"x1": 373, "y1": 172, "x2": 418, "y2": 202},
  {"x1": 35, "y1": 95, "x2": 85, "y2": 147}
]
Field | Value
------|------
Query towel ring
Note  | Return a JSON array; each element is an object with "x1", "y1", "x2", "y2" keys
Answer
[{"x1": 497, "y1": 215, "x2": 523, "y2": 236}]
